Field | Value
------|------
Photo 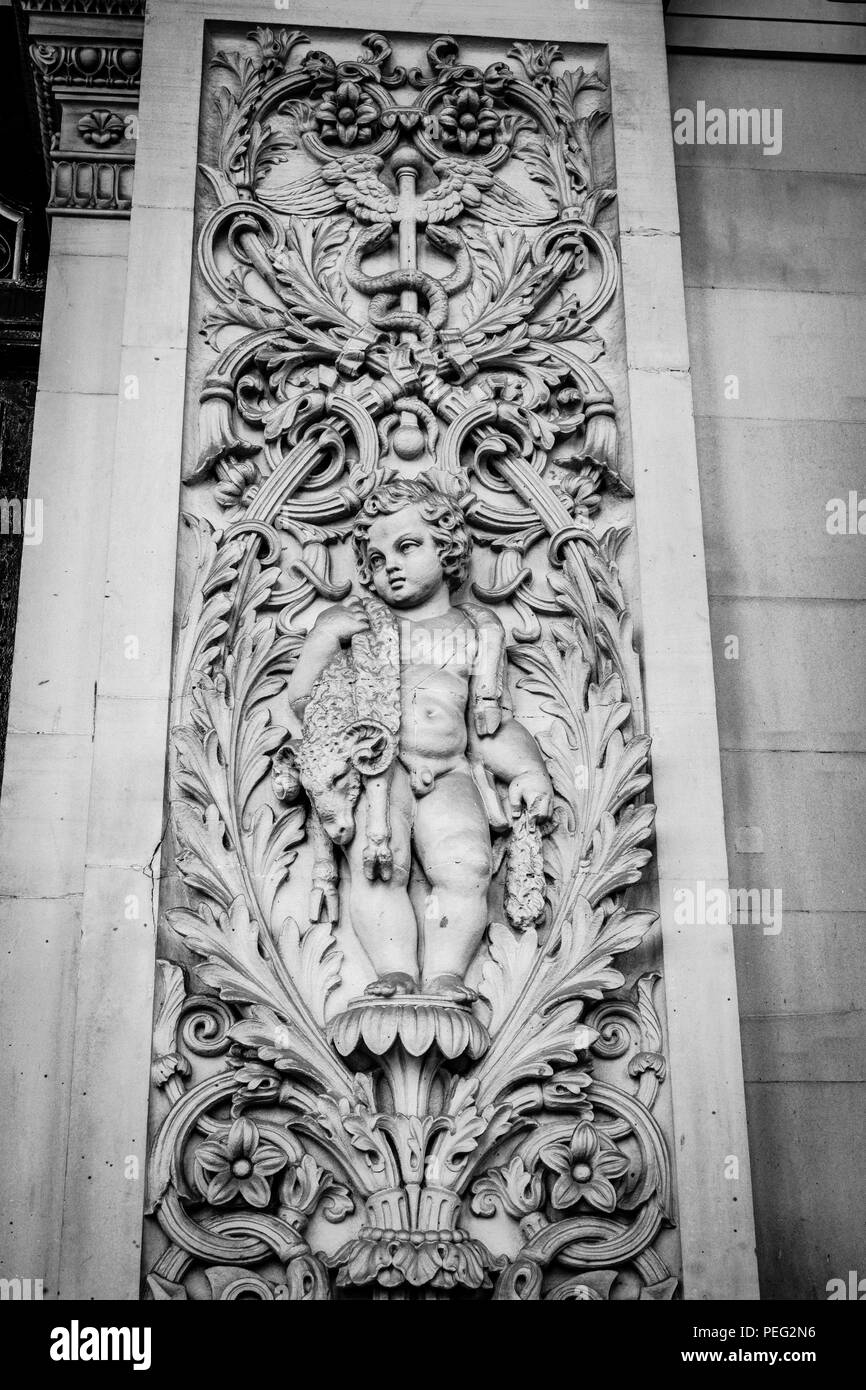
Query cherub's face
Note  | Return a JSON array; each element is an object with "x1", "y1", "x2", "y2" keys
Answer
[{"x1": 364, "y1": 505, "x2": 447, "y2": 609}]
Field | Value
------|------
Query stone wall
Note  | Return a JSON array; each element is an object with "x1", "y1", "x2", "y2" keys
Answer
[
  {"x1": 668, "y1": 8, "x2": 866, "y2": 1299},
  {"x1": 0, "y1": 0, "x2": 770, "y2": 1301}
]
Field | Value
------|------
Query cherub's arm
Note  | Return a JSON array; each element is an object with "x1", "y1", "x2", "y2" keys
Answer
[
  {"x1": 472, "y1": 715, "x2": 546, "y2": 782},
  {"x1": 287, "y1": 598, "x2": 369, "y2": 720},
  {"x1": 471, "y1": 715, "x2": 554, "y2": 826},
  {"x1": 459, "y1": 601, "x2": 507, "y2": 736}
]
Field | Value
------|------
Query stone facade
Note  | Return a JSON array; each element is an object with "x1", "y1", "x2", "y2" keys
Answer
[
  {"x1": 669, "y1": 1, "x2": 866, "y2": 1301},
  {"x1": 4, "y1": 0, "x2": 859, "y2": 1304}
]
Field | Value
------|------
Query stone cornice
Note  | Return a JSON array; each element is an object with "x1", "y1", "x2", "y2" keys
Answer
[
  {"x1": 19, "y1": 2, "x2": 145, "y2": 16},
  {"x1": 17, "y1": 0, "x2": 143, "y2": 216}
]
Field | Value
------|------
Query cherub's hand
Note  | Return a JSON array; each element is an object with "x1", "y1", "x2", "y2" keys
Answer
[
  {"x1": 312, "y1": 598, "x2": 369, "y2": 648},
  {"x1": 507, "y1": 770, "x2": 554, "y2": 828},
  {"x1": 474, "y1": 696, "x2": 502, "y2": 738}
]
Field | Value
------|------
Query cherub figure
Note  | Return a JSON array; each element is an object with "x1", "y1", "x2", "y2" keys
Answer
[{"x1": 285, "y1": 477, "x2": 553, "y2": 1003}]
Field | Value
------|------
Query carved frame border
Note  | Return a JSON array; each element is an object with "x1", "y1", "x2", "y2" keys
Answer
[{"x1": 57, "y1": 0, "x2": 758, "y2": 1300}]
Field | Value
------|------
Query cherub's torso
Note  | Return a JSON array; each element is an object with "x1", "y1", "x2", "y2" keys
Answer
[{"x1": 397, "y1": 609, "x2": 477, "y2": 771}]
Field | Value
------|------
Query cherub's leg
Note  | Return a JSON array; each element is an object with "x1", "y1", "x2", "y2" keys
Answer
[
  {"x1": 362, "y1": 766, "x2": 393, "y2": 882},
  {"x1": 344, "y1": 764, "x2": 418, "y2": 993},
  {"x1": 413, "y1": 769, "x2": 492, "y2": 999},
  {"x1": 307, "y1": 806, "x2": 339, "y2": 927}
]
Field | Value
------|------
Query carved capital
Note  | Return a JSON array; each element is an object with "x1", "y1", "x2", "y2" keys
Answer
[{"x1": 21, "y1": 1, "x2": 143, "y2": 216}]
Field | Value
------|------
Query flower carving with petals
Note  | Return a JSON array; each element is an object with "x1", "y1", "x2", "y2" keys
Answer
[
  {"x1": 77, "y1": 109, "x2": 126, "y2": 147},
  {"x1": 313, "y1": 80, "x2": 379, "y2": 147},
  {"x1": 438, "y1": 85, "x2": 500, "y2": 154},
  {"x1": 540, "y1": 1120, "x2": 629, "y2": 1213},
  {"x1": 193, "y1": 1118, "x2": 287, "y2": 1208}
]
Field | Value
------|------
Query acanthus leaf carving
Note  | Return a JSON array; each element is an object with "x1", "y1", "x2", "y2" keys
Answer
[{"x1": 144, "y1": 26, "x2": 676, "y2": 1302}]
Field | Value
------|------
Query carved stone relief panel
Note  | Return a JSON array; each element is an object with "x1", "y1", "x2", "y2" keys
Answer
[{"x1": 143, "y1": 24, "x2": 679, "y2": 1302}]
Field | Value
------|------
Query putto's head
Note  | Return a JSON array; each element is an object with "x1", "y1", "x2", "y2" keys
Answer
[{"x1": 352, "y1": 477, "x2": 471, "y2": 608}]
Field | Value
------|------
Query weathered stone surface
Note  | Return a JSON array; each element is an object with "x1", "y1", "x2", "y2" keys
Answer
[
  {"x1": 722, "y1": 749, "x2": 866, "y2": 913},
  {"x1": 7, "y1": 393, "x2": 120, "y2": 736},
  {"x1": 687, "y1": 286, "x2": 866, "y2": 423},
  {"x1": 709, "y1": 597, "x2": 866, "y2": 752},
  {"x1": 734, "y1": 910, "x2": 866, "y2": 1019},
  {"x1": 58, "y1": 862, "x2": 157, "y2": 1301},
  {"x1": 94, "y1": 348, "x2": 187, "y2": 703},
  {"x1": 740, "y1": 1012, "x2": 866, "y2": 1085},
  {"x1": 672, "y1": 26, "x2": 866, "y2": 1304},
  {"x1": 122, "y1": 208, "x2": 195, "y2": 349},
  {"x1": 677, "y1": 166, "x2": 866, "y2": 296},
  {"x1": 0, "y1": 737, "x2": 92, "y2": 899},
  {"x1": 669, "y1": 53, "x2": 866, "y2": 174},
  {"x1": 745, "y1": 1081, "x2": 866, "y2": 1301},
  {"x1": 0, "y1": 896, "x2": 80, "y2": 1298},
  {"x1": 37, "y1": 253, "x2": 130, "y2": 395},
  {"x1": 695, "y1": 417, "x2": 866, "y2": 601}
]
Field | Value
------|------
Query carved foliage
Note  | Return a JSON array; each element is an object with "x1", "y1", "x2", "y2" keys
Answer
[{"x1": 145, "y1": 28, "x2": 675, "y2": 1302}]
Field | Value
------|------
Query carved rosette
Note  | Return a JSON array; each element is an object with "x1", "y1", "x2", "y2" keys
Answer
[
  {"x1": 21, "y1": 0, "x2": 143, "y2": 215},
  {"x1": 144, "y1": 27, "x2": 677, "y2": 1302}
]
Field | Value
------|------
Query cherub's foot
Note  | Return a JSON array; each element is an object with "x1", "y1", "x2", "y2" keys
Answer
[
  {"x1": 364, "y1": 971, "x2": 418, "y2": 998},
  {"x1": 362, "y1": 834, "x2": 393, "y2": 882},
  {"x1": 424, "y1": 973, "x2": 478, "y2": 1005},
  {"x1": 309, "y1": 879, "x2": 339, "y2": 926}
]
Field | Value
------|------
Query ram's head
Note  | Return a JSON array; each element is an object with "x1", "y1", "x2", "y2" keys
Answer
[{"x1": 271, "y1": 721, "x2": 393, "y2": 847}]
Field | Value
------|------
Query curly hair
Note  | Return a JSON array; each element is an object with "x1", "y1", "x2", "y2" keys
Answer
[{"x1": 352, "y1": 477, "x2": 472, "y2": 593}]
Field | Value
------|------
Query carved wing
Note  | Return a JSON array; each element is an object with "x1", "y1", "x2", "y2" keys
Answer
[
  {"x1": 256, "y1": 166, "x2": 342, "y2": 217},
  {"x1": 422, "y1": 158, "x2": 556, "y2": 227},
  {"x1": 256, "y1": 154, "x2": 397, "y2": 224},
  {"x1": 320, "y1": 156, "x2": 398, "y2": 225}
]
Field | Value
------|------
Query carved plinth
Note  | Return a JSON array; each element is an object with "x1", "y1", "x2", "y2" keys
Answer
[
  {"x1": 329, "y1": 996, "x2": 489, "y2": 1064},
  {"x1": 324, "y1": 1220, "x2": 505, "y2": 1295},
  {"x1": 324, "y1": 999, "x2": 499, "y2": 1291},
  {"x1": 329, "y1": 995, "x2": 489, "y2": 1116}
]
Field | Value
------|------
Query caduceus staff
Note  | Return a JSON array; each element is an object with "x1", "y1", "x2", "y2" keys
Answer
[{"x1": 256, "y1": 146, "x2": 555, "y2": 346}]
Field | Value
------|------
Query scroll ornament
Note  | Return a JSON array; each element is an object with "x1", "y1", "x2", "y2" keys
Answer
[{"x1": 145, "y1": 29, "x2": 676, "y2": 1301}]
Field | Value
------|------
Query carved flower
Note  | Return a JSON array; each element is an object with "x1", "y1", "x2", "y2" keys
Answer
[
  {"x1": 438, "y1": 85, "x2": 500, "y2": 154},
  {"x1": 214, "y1": 458, "x2": 259, "y2": 510},
  {"x1": 555, "y1": 461, "x2": 605, "y2": 519},
  {"x1": 77, "y1": 109, "x2": 126, "y2": 148},
  {"x1": 194, "y1": 1118, "x2": 287, "y2": 1207},
  {"x1": 313, "y1": 80, "x2": 378, "y2": 147},
  {"x1": 540, "y1": 1120, "x2": 629, "y2": 1212}
]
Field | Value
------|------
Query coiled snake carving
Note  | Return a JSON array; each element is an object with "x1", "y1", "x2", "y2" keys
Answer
[{"x1": 345, "y1": 223, "x2": 471, "y2": 342}]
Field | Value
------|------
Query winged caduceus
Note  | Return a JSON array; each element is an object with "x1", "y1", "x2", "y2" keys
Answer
[{"x1": 256, "y1": 150, "x2": 557, "y2": 227}]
